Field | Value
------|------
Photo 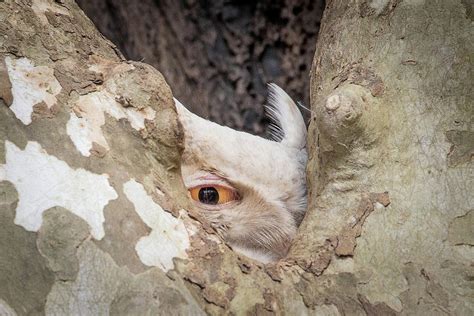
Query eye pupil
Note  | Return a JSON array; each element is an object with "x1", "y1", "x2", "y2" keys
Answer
[{"x1": 198, "y1": 187, "x2": 219, "y2": 205}]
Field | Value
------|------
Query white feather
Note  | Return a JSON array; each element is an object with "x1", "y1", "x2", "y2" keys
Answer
[{"x1": 265, "y1": 83, "x2": 307, "y2": 149}]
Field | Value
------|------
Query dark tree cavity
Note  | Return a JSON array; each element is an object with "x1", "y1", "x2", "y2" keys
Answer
[{"x1": 77, "y1": 0, "x2": 325, "y2": 135}]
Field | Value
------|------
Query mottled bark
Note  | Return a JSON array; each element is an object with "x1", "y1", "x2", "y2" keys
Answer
[
  {"x1": 0, "y1": 0, "x2": 472, "y2": 315},
  {"x1": 291, "y1": 0, "x2": 473, "y2": 314},
  {"x1": 0, "y1": 0, "x2": 198, "y2": 314},
  {"x1": 76, "y1": 0, "x2": 324, "y2": 135}
]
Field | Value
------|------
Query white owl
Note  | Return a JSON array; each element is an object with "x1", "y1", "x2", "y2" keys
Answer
[{"x1": 175, "y1": 84, "x2": 307, "y2": 263}]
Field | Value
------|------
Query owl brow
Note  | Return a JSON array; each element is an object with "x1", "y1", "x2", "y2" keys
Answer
[
  {"x1": 197, "y1": 174, "x2": 223, "y2": 181},
  {"x1": 185, "y1": 171, "x2": 234, "y2": 189}
]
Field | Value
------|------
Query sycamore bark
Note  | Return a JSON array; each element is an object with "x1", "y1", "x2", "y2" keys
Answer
[
  {"x1": 76, "y1": 0, "x2": 324, "y2": 136},
  {"x1": 0, "y1": 0, "x2": 472, "y2": 315}
]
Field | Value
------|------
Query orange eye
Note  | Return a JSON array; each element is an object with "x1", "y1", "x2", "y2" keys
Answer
[{"x1": 189, "y1": 185, "x2": 238, "y2": 205}]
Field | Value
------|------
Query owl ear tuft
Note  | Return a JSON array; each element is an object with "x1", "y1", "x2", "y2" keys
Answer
[{"x1": 265, "y1": 83, "x2": 307, "y2": 149}]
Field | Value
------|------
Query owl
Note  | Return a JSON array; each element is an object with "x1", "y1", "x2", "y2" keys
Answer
[{"x1": 175, "y1": 84, "x2": 307, "y2": 263}]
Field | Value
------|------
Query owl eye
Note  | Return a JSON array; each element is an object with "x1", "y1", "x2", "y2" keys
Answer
[{"x1": 189, "y1": 185, "x2": 238, "y2": 205}]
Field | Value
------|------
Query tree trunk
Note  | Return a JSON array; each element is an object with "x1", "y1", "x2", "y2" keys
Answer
[
  {"x1": 75, "y1": 0, "x2": 324, "y2": 136},
  {"x1": 0, "y1": 0, "x2": 472, "y2": 315}
]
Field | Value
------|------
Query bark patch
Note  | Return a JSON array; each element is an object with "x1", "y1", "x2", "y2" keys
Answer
[
  {"x1": 37, "y1": 207, "x2": 90, "y2": 281},
  {"x1": 262, "y1": 288, "x2": 278, "y2": 312},
  {"x1": 448, "y1": 210, "x2": 474, "y2": 246},
  {"x1": 294, "y1": 239, "x2": 337, "y2": 275},
  {"x1": 399, "y1": 262, "x2": 450, "y2": 313},
  {"x1": 202, "y1": 282, "x2": 231, "y2": 309},
  {"x1": 461, "y1": 0, "x2": 474, "y2": 21},
  {"x1": 264, "y1": 263, "x2": 283, "y2": 282},
  {"x1": 32, "y1": 101, "x2": 58, "y2": 120},
  {"x1": 335, "y1": 62, "x2": 385, "y2": 97},
  {"x1": 3, "y1": 56, "x2": 62, "y2": 125},
  {"x1": 445, "y1": 130, "x2": 474, "y2": 167},
  {"x1": 336, "y1": 192, "x2": 390, "y2": 256},
  {"x1": 359, "y1": 0, "x2": 401, "y2": 17},
  {"x1": 358, "y1": 294, "x2": 397, "y2": 316},
  {"x1": 0, "y1": 58, "x2": 13, "y2": 106},
  {"x1": 0, "y1": 182, "x2": 55, "y2": 314}
]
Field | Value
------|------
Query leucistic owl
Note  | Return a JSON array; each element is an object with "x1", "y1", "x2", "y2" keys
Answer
[{"x1": 175, "y1": 84, "x2": 307, "y2": 263}]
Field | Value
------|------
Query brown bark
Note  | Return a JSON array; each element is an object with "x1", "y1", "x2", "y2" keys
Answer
[{"x1": 76, "y1": 0, "x2": 324, "y2": 135}]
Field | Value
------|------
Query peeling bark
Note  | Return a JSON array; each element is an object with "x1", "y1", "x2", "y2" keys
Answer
[
  {"x1": 294, "y1": 0, "x2": 473, "y2": 313},
  {"x1": 0, "y1": 0, "x2": 472, "y2": 315}
]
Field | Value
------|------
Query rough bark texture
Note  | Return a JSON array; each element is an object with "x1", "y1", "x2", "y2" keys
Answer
[
  {"x1": 0, "y1": 0, "x2": 198, "y2": 314},
  {"x1": 0, "y1": 0, "x2": 473, "y2": 315},
  {"x1": 291, "y1": 0, "x2": 473, "y2": 314},
  {"x1": 76, "y1": 0, "x2": 324, "y2": 135}
]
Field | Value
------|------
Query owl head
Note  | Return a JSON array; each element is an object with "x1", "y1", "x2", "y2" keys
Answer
[{"x1": 175, "y1": 84, "x2": 307, "y2": 263}]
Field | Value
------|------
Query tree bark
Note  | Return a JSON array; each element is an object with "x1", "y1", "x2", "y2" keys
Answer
[
  {"x1": 0, "y1": 0, "x2": 472, "y2": 315},
  {"x1": 76, "y1": 0, "x2": 324, "y2": 136}
]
